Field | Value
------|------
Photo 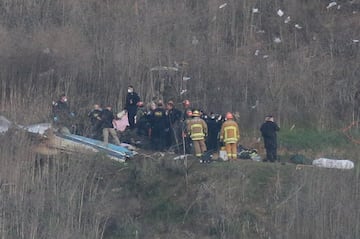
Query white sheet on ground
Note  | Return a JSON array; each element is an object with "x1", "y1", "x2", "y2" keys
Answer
[{"x1": 312, "y1": 158, "x2": 354, "y2": 169}]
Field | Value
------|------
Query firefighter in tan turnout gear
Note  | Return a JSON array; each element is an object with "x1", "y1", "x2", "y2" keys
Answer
[
  {"x1": 220, "y1": 112, "x2": 240, "y2": 160},
  {"x1": 187, "y1": 110, "x2": 208, "y2": 159}
]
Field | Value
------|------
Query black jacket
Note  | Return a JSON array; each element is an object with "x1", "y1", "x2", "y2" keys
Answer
[
  {"x1": 167, "y1": 108, "x2": 182, "y2": 125},
  {"x1": 52, "y1": 100, "x2": 72, "y2": 123},
  {"x1": 100, "y1": 109, "x2": 115, "y2": 129},
  {"x1": 125, "y1": 92, "x2": 140, "y2": 111},
  {"x1": 88, "y1": 109, "x2": 102, "y2": 126},
  {"x1": 260, "y1": 121, "x2": 280, "y2": 148},
  {"x1": 150, "y1": 108, "x2": 168, "y2": 130}
]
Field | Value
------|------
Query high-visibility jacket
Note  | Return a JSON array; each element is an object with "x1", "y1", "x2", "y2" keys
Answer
[
  {"x1": 220, "y1": 119, "x2": 240, "y2": 144},
  {"x1": 187, "y1": 117, "x2": 208, "y2": 140}
]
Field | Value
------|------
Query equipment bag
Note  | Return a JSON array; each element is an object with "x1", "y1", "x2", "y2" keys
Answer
[{"x1": 201, "y1": 149, "x2": 216, "y2": 163}]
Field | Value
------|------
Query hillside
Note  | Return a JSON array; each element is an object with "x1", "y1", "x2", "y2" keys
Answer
[
  {"x1": 0, "y1": 0, "x2": 360, "y2": 238},
  {"x1": 1, "y1": 129, "x2": 359, "y2": 239},
  {"x1": 0, "y1": 0, "x2": 359, "y2": 130},
  {"x1": 101, "y1": 153, "x2": 360, "y2": 239}
]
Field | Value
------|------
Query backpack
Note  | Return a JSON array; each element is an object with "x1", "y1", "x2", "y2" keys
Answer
[
  {"x1": 201, "y1": 150, "x2": 216, "y2": 163},
  {"x1": 237, "y1": 145, "x2": 258, "y2": 159}
]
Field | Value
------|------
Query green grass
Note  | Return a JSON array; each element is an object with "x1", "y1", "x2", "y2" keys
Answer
[{"x1": 278, "y1": 128, "x2": 348, "y2": 151}]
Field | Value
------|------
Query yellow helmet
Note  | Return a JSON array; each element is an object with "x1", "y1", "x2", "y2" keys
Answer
[{"x1": 192, "y1": 110, "x2": 200, "y2": 117}]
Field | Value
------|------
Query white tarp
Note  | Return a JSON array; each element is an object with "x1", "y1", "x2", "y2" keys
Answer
[
  {"x1": 23, "y1": 123, "x2": 52, "y2": 135},
  {"x1": 312, "y1": 158, "x2": 354, "y2": 169}
]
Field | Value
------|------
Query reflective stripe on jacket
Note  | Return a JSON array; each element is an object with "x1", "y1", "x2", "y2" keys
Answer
[
  {"x1": 220, "y1": 120, "x2": 240, "y2": 144},
  {"x1": 187, "y1": 117, "x2": 208, "y2": 140}
]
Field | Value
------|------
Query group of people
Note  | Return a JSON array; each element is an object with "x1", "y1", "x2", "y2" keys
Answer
[
  {"x1": 52, "y1": 86, "x2": 140, "y2": 146},
  {"x1": 52, "y1": 86, "x2": 280, "y2": 163}
]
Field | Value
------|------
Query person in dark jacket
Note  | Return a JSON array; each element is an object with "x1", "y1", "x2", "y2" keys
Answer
[
  {"x1": 260, "y1": 115, "x2": 280, "y2": 162},
  {"x1": 135, "y1": 101, "x2": 149, "y2": 136},
  {"x1": 125, "y1": 85, "x2": 140, "y2": 129},
  {"x1": 52, "y1": 93, "x2": 75, "y2": 131},
  {"x1": 88, "y1": 104, "x2": 102, "y2": 139},
  {"x1": 100, "y1": 106, "x2": 121, "y2": 146},
  {"x1": 205, "y1": 112, "x2": 222, "y2": 151},
  {"x1": 166, "y1": 100, "x2": 182, "y2": 149},
  {"x1": 149, "y1": 101, "x2": 168, "y2": 151}
]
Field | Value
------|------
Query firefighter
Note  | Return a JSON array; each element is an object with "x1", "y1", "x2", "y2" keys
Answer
[
  {"x1": 219, "y1": 112, "x2": 240, "y2": 160},
  {"x1": 187, "y1": 110, "x2": 208, "y2": 160}
]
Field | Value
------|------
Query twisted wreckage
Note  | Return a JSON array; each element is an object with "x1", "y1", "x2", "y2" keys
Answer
[{"x1": 0, "y1": 115, "x2": 136, "y2": 162}]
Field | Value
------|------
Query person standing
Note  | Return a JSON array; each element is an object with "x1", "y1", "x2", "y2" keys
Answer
[
  {"x1": 135, "y1": 101, "x2": 149, "y2": 136},
  {"x1": 166, "y1": 100, "x2": 182, "y2": 149},
  {"x1": 187, "y1": 110, "x2": 208, "y2": 160},
  {"x1": 206, "y1": 112, "x2": 222, "y2": 151},
  {"x1": 182, "y1": 109, "x2": 193, "y2": 154},
  {"x1": 100, "y1": 106, "x2": 121, "y2": 146},
  {"x1": 88, "y1": 104, "x2": 102, "y2": 139},
  {"x1": 182, "y1": 99, "x2": 191, "y2": 121},
  {"x1": 260, "y1": 115, "x2": 280, "y2": 162},
  {"x1": 219, "y1": 112, "x2": 240, "y2": 160},
  {"x1": 125, "y1": 85, "x2": 140, "y2": 129},
  {"x1": 52, "y1": 93, "x2": 75, "y2": 132},
  {"x1": 149, "y1": 101, "x2": 168, "y2": 151}
]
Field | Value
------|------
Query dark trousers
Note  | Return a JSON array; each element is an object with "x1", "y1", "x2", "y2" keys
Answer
[
  {"x1": 169, "y1": 123, "x2": 181, "y2": 147},
  {"x1": 265, "y1": 147, "x2": 277, "y2": 162},
  {"x1": 184, "y1": 137, "x2": 192, "y2": 154},
  {"x1": 151, "y1": 128, "x2": 166, "y2": 151},
  {"x1": 206, "y1": 136, "x2": 218, "y2": 151},
  {"x1": 91, "y1": 123, "x2": 102, "y2": 140},
  {"x1": 128, "y1": 108, "x2": 137, "y2": 128},
  {"x1": 136, "y1": 120, "x2": 148, "y2": 136}
]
